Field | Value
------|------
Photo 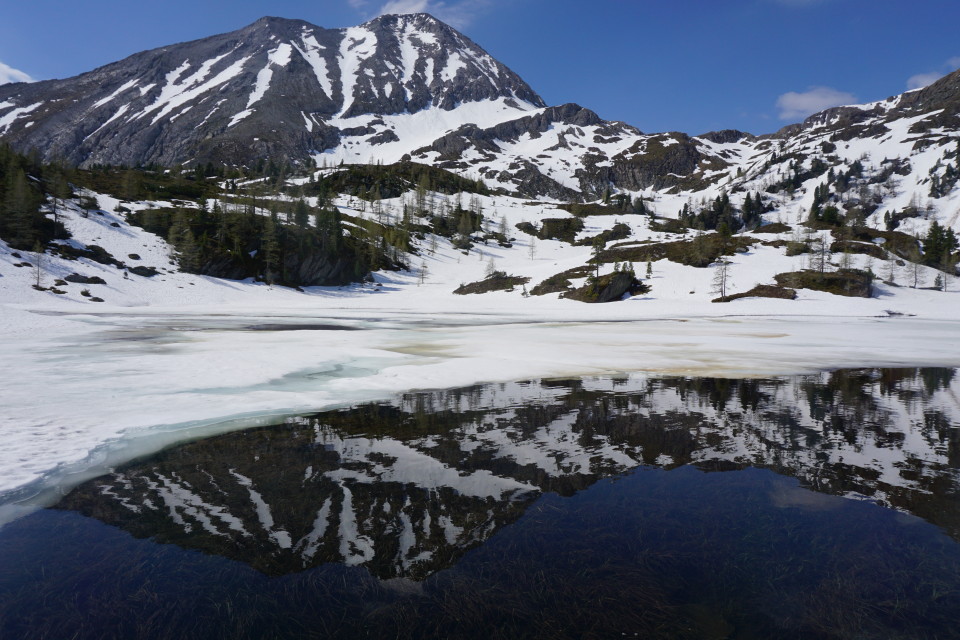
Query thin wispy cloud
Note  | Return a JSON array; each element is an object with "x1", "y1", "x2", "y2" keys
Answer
[
  {"x1": 906, "y1": 56, "x2": 960, "y2": 90},
  {"x1": 352, "y1": 0, "x2": 491, "y2": 29},
  {"x1": 768, "y1": 0, "x2": 832, "y2": 6},
  {"x1": 0, "y1": 61, "x2": 32, "y2": 85},
  {"x1": 776, "y1": 86, "x2": 856, "y2": 120},
  {"x1": 907, "y1": 72, "x2": 943, "y2": 91}
]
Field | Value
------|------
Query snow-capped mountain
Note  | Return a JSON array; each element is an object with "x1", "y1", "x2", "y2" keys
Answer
[
  {"x1": 0, "y1": 14, "x2": 543, "y2": 168},
  {"x1": 2, "y1": 12, "x2": 960, "y2": 213}
]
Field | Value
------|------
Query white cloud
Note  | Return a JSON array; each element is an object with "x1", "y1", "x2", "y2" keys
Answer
[
  {"x1": 379, "y1": 0, "x2": 430, "y2": 13},
  {"x1": 907, "y1": 71, "x2": 943, "y2": 91},
  {"x1": 769, "y1": 0, "x2": 831, "y2": 6},
  {"x1": 775, "y1": 86, "x2": 856, "y2": 120},
  {"x1": 904, "y1": 56, "x2": 960, "y2": 91},
  {"x1": 0, "y1": 61, "x2": 32, "y2": 85}
]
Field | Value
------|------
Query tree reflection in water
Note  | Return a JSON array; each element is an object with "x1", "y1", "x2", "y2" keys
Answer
[{"x1": 1, "y1": 367, "x2": 958, "y2": 639}]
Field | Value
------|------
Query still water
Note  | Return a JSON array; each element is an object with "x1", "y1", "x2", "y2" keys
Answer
[{"x1": 1, "y1": 368, "x2": 959, "y2": 639}]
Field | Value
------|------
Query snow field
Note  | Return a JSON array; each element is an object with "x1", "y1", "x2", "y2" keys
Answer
[{"x1": 2, "y1": 177, "x2": 960, "y2": 517}]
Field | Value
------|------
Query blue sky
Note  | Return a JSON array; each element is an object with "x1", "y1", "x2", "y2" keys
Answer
[{"x1": 1, "y1": 0, "x2": 958, "y2": 135}]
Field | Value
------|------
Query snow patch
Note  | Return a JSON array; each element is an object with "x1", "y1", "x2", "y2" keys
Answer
[{"x1": 92, "y1": 80, "x2": 138, "y2": 109}]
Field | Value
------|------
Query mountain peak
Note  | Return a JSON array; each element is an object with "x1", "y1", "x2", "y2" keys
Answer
[
  {"x1": 240, "y1": 15, "x2": 317, "y2": 35},
  {"x1": 0, "y1": 12, "x2": 544, "y2": 167},
  {"x1": 364, "y1": 12, "x2": 443, "y2": 24}
]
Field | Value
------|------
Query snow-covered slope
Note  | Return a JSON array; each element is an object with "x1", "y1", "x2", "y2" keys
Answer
[{"x1": 0, "y1": 13, "x2": 543, "y2": 167}]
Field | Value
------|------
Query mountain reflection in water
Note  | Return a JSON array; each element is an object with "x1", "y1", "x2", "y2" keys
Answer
[{"x1": 2, "y1": 367, "x2": 959, "y2": 639}]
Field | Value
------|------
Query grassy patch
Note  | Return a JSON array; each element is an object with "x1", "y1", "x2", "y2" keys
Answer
[
  {"x1": 752, "y1": 222, "x2": 792, "y2": 234},
  {"x1": 830, "y1": 240, "x2": 887, "y2": 260},
  {"x1": 538, "y1": 217, "x2": 585, "y2": 243},
  {"x1": 556, "y1": 202, "x2": 627, "y2": 217},
  {"x1": 529, "y1": 266, "x2": 593, "y2": 296},
  {"x1": 562, "y1": 271, "x2": 651, "y2": 303},
  {"x1": 306, "y1": 161, "x2": 487, "y2": 201},
  {"x1": 713, "y1": 284, "x2": 797, "y2": 303},
  {"x1": 602, "y1": 234, "x2": 756, "y2": 268},
  {"x1": 575, "y1": 223, "x2": 632, "y2": 247},
  {"x1": 773, "y1": 269, "x2": 873, "y2": 298},
  {"x1": 454, "y1": 272, "x2": 530, "y2": 295},
  {"x1": 648, "y1": 217, "x2": 688, "y2": 234},
  {"x1": 514, "y1": 217, "x2": 585, "y2": 244},
  {"x1": 841, "y1": 227, "x2": 919, "y2": 260}
]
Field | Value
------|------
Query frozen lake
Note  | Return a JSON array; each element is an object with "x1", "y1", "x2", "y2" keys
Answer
[
  {"x1": 2, "y1": 305, "x2": 960, "y2": 517},
  {"x1": 2, "y1": 369, "x2": 959, "y2": 639}
]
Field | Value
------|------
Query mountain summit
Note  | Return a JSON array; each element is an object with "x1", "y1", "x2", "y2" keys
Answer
[
  {"x1": 0, "y1": 14, "x2": 543, "y2": 167},
  {"x1": 2, "y1": 16, "x2": 960, "y2": 205}
]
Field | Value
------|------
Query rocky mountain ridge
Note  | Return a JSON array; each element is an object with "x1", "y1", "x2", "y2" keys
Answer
[
  {"x1": 2, "y1": 13, "x2": 957, "y2": 214},
  {"x1": 1, "y1": 13, "x2": 959, "y2": 302},
  {"x1": 0, "y1": 14, "x2": 542, "y2": 168}
]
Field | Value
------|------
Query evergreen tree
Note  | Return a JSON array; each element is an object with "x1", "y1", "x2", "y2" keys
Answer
[
  {"x1": 923, "y1": 221, "x2": 959, "y2": 267},
  {"x1": 294, "y1": 199, "x2": 310, "y2": 229},
  {"x1": 4, "y1": 168, "x2": 39, "y2": 248},
  {"x1": 591, "y1": 235, "x2": 605, "y2": 279},
  {"x1": 262, "y1": 214, "x2": 280, "y2": 284}
]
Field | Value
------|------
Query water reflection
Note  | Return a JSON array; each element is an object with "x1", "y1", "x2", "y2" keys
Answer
[{"x1": 55, "y1": 368, "x2": 960, "y2": 580}]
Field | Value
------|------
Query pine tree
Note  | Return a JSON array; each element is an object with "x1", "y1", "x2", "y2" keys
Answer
[
  {"x1": 5, "y1": 168, "x2": 37, "y2": 248},
  {"x1": 294, "y1": 199, "x2": 309, "y2": 229},
  {"x1": 633, "y1": 197, "x2": 647, "y2": 215},
  {"x1": 178, "y1": 228, "x2": 201, "y2": 272},
  {"x1": 50, "y1": 170, "x2": 71, "y2": 240},
  {"x1": 167, "y1": 209, "x2": 190, "y2": 247},
  {"x1": 262, "y1": 214, "x2": 280, "y2": 284},
  {"x1": 121, "y1": 169, "x2": 141, "y2": 201},
  {"x1": 923, "y1": 221, "x2": 959, "y2": 267},
  {"x1": 213, "y1": 202, "x2": 227, "y2": 248},
  {"x1": 591, "y1": 235, "x2": 605, "y2": 279}
]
